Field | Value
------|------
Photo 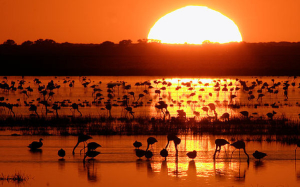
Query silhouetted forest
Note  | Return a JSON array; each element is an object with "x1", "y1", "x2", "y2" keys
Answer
[{"x1": 1, "y1": 39, "x2": 300, "y2": 76}]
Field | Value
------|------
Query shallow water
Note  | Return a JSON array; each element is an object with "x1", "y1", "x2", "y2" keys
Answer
[
  {"x1": 1, "y1": 135, "x2": 300, "y2": 187},
  {"x1": 1, "y1": 75, "x2": 300, "y2": 120}
]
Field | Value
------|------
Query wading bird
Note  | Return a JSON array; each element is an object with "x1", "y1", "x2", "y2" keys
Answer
[
  {"x1": 230, "y1": 140, "x2": 249, "y2": 163},
  {"x1": 252, "y1": 150, "x2": 267, "y2": 161},
  {"x1": 58, "y1": 148, "x2": 66, "y2": 158},
  {"x1": 83, "y1": 150, "x2": 100, "y2": 163},
  {"x1": 213, "y1": 139, "x2": 229, "y2": 159},
  {"x1": 28, "y1": 138, "x2": 43, "y2": 150},
  {"x1": 133, "y1": 141, "x2": 142, "y2": 149},
  {"x1": 72, "y1": 135, "x2": 92, "y2": 155}
]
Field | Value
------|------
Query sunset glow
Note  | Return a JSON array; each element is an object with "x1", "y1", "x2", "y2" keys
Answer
[{"x1": 148, "y1": 6, "x2": 243, "y2": 44}]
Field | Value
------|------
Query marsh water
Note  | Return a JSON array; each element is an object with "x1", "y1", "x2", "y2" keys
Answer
[
  {"x1": 0, "y1": 75, "x2": 300, "y2": 120},
  {"x1": 1, "y1": 76, "x2": 300, "y2": 186},
  {"x1": 1, "y1": 135, "x2": 300, "y2": 187}
]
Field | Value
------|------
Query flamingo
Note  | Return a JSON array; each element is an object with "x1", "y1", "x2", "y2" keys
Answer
[
  {"x1": 72, "y1": 135, "x2": 92, "y2": 155},
  {"x1": 146, "y1": 137, "x2": 158, "y2": 151},
  {"x1": 83, "y1": 150, "x2": 100, "y2": 163},
  {"x1": 230, "y1": 140, "x2": 249, "y2": 163},
  {"x1": 213, "y1": 139, "x2": 229, "y2": 159}
]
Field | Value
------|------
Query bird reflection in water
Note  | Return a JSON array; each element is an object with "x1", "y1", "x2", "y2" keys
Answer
[
  {"x1": 58, "y1": 159, "x2": 65, "y2": 170},
  {"x1": 254, "y1": 160, "x2": 265, "y2": 169},
  {"x1": 79, "y1": 161, "x2": 99, "y2": 182},
  {"x1": 160, "y1": 160, "x2": 168, "y2": 176},
  {"x1": 233, "y1": 162, "x2": 248, "y2": 182},
  {"x1": 187, "y1": 160, "x2": 197, "y2": 178}
]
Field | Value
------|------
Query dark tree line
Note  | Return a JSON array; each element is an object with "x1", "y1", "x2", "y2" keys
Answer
[{"x1": 1, "y1": 39, "x2": 300, "y2": 76}]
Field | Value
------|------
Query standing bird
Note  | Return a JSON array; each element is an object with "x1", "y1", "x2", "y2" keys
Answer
[
  {"x1": 187, "y1": 150, "x2": 197, "y2": 159},
  {"x1": 165, "y1": 134, "x2": 179, "y2": 149},
  {"x1": 72, "y1": 135, "x2": 92, "y2": 155},
  {"x1": 86, "y1": 142, "x2": 101, "y2": 151},
  {"x1": 83, "y1": 150, "x2": 100, "y2": 163},
  {"x1": 58, "y1": 148, "x2": 66, "y2": 158},
  {"x1": 160, "y1": 148, "x2": 168, "y2": 161},
  {"x1": 133, "y1": 141, "x2": 142, "y2": 149},
  {"x1": 213, "y1": 139, "x2": 230, "y2": 159},
  {"x1": 28, "y1": 138, "x2": 43, "y2": 150},
  {"x1": 252, "y1": 150, "x2": 267, "y2": 161},
  {"x1": 145, "y1": 150, "x2": 153, "y2": 160},
  {"x1": 230, "y1": 140, "x2": 249, "y2": 163},
  {"x1": 135, "y1": 149, "x2": 146, "y2": 159},
  {"x1": 146, "y1": 137, "x2": 157, "y2": 151}
]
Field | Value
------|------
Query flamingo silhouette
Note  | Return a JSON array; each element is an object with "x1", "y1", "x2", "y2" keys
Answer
[
  {"x1": 71, "y1": 103, "x2": 82, "y2": 116},
  {"x1": 83, "y1": 150, "x2": 100, "y2": 163},
  {"x1": 213, "y1": 139, "x2": 229, "y2": 159},
  {"x1": 230, "y1": 140, "x2": 249, "y2": 163},
  {"x1": 72, "y1": 135, "x2": 92, "y2": 155},
  {"x1": 146, "y1": 137, "x2": 157, "y2": 151}
]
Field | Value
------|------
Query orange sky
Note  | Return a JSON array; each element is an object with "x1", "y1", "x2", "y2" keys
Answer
[{"x1": 1, "y1": 0, "x2": 300, "y2": 44}]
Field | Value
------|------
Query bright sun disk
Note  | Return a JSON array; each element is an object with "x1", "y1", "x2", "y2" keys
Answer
[{"x1": 148, "y1": 6, "x2": 242, "y2": 44}]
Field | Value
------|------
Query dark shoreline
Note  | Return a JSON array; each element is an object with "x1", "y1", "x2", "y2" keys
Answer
[{"x1": 1, "y1": 42, "x2": 300, "y2": 76}]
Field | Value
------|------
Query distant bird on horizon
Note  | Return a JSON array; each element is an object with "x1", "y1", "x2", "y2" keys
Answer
[
  {"x1": 28, "y1": 138, "x2": 43, "y2": 150},
  {"x1": 72, "y1": 135, "x2": 92, "y2": 155}
]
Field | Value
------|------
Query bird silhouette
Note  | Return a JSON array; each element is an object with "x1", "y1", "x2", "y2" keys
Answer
[
  {"x1": 230, "y1": 140, "x2": 249, "y2": 163},
  {"x1": 133, "y1": 140, "x2": 142, "y2": 149},
  {"x1": 84, "y1": 142, "x2": 101, "y2": 152},
  {"x1": 145, "y1": 150, "x2": 153, "y2": 160},
  {"x1": 160, "y1": 148, "x2": 168, "y2": 161},
  {"x1": 72, "y1": 135, "x2": 92, "y2": 155},
  {"x1": 146, "y1": 137, "x2": 157, "y2": 151},
  {"x1": 28, "y1": 138, "x2": 43, "y2": 150},
  {"x1": 58, "y1": 148, "x2": 66, "y2": 158},
  {"x1": 187, "y1": 150, "x2": 197, "y2": 159},
  {"x1": 252, "y1": 150, "x2": 267, "y2": 161},
  {"x1": 213, "y1": 139, "x2": 229, "y2": 159},
  {"x1": 135, "y1": 149, "x2": 146, "y2": 159},
  {"x1": 165, "y1": 134, "x2": 179, "y2": 148},
  {"x1": 83, "y1": 150, "x2": 100, "y2": 163}
]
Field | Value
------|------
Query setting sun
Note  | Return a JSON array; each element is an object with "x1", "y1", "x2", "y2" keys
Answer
[{"x1": 148, "y1": 6, "x2": 243, "y2": 44}]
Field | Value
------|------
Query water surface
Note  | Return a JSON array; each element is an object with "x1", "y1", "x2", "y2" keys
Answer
[{"x1": 1, "y1": 135, "x2": 299, "y2": 187}]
